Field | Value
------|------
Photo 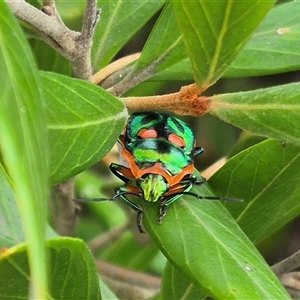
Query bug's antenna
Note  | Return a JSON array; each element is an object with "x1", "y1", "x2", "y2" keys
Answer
[
  {"x1": 74, "y1": 191, "x2": 142, "y2": 203},
  {"x1": 174, "y1": 192, "x2": 243, "y2": 203},
  {"x1": 73, "y1": 197, "x2": 108, "y2": 203}
]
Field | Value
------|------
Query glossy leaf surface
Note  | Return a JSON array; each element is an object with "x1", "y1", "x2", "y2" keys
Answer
[
  {"x1": 152, "y1": 1, "x2": 300, "y2": 81},
  {"x1": 171, "y1": 0, "x2": 275, "y2": 88},
  {"x1": 41, "y1": 71, "x2": 128, "y2": 183},
  {"x1": 210, "y1": 82, "x2": 300, "y2": 147},
  {"x1": 92, "y1": 0, "x2": 165, "y2": 69},
  {"x1": 143, "y1": 180, "x2": 289, "y2": 299},
  {"x1": 162, "y1": 262, "x2": 206, "y2": 300},
  {"x1": 0, "y1": 3, "x2": 48, "y2": 298},
  {"x1": 209, "y1": 139, "x2": 300, "y2": 244},
  {"x1": 0, "y1": 238, "x2": 101, "y2": 299},
  {"x1": 0, "y1": 165, "x2": 25, "y2": 247},
  {"x1": 117, "y1": 4, "x2": 185, "y2": 93},
  {"x1": 225, "y1": 1, "x2": 300, "y2": 77},
  {"x1": 31, "y1": 40, "x2": 72, "y2": 76},
  {"x1": 0, "y1": 164, "x2": 57, "y2": 249}
]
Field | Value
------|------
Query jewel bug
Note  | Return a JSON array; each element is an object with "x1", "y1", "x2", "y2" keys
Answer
[{"x1": 76, "y1": 112, "x2": 240, "y2": 233}]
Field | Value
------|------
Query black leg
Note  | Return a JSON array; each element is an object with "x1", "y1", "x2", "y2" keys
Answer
[
  {"x1": 137, "y1": 210, "x2": 145, "y2": 233},
  {"x1": 194, "y1": 147, "x2": 204, "y2": 157},
  {"x1": 157, "y1": 203, "x2": 167, "y2": 223},
  {"x1": 194, "y1": 176, "x2": 206, "y2": 185},
  {"x1": 109, "y1": 163, "x2": 131, "y2": 183},
  {"x1": 116, "y1": 190, "x2": 145, "y2": 233}
]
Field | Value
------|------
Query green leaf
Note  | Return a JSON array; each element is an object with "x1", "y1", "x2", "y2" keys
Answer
[
  {"x1": 0, "y1": 238, "x2": 101, "y2": 299},
  {"x1": 101, "y1": 233, "x2": 158, "y2": 271},
  {"x1": 162, "y1": 262, "x2": 206, "y2": 300},
  {"x1": 171, "y1": 0, "x2": 275, "y2": 88},
  {"x1": 149, "y1": 58, "x2": 193, "y2": 82},
  {"x1": 99, "y1": 281, "x2": 118, "y2": 300},
  {"x1": 0, "y1": 164, "x2": 57, "y2": 249},
  {"x1": 209, "y1": 139, "x2": 300, "y2": 244},
  {"x1": 26, "y1": 0, "x2": 42, "y2": 8},
  {"x1": 92, "y1": 0, "x2": 165, "y2": 69},
  {"x1": 0, "y1": 164, "x2": 25, "y2": 247},
  {"x1": 40, "y1": 71, "x2": 128, "y2": 184},
  {"x1": 55, "y1": 2, "x2": 85, "y2": 29},
  {"x1": 118, "y1": 4, "x2": 185, "y2": 92},
  {"x1": 225, "y1": 1, "x2": 300, "y2": 77},
  {"x1": 75, "y1": 170, "x2": 127, "y2": 229},
  {"x1": 31, "y1": 40, "x2": 72, "y2": 76},
  {"x1": 152, "y1": 2, "x2": 300, "y2": 82},
  {"x1": 210, "y1": 82, "x2": 300, "y2": 147},
  {"x1": 0, "y1": 3, "x2": 48, "y2": 298},
  {"x1": 143, "y1": 179, "x2": 289, "y2": 299}
]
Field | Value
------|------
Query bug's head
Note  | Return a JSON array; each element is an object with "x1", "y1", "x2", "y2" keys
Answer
[{"x1": 137, "y1": 174, "x2": 169, "y2": 203}]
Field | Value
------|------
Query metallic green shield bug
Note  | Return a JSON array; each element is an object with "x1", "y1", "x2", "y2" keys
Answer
[
  {"x1": 109, "y1": 112, "x2": 206, "y2": 232},
  {"x1": 76, "y1": 112, "x2": 240, "y2": 233}
]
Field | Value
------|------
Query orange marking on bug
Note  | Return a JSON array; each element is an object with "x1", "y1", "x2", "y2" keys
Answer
[
  {"x1": 168, "y1": 133, "x2": 186, "y2": 147},
  {"x1": 116, "y1": 165, "x2": 136, "y2": 180},
  {"x1": 121, "y1": 147, "x2": 194, "y2": 186},
  {"x1": 164, "y1": 184, "x2": 186, "y2": 197},
  {"x1": 138, "y1": 129, "x2": 157, "y2": 139},
  {"x1": 125, "y1": 186, "x2": 141, "y2": 194}
]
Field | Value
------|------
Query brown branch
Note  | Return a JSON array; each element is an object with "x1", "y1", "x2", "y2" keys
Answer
[
  {"x1": 41, "y1": 0, "x2": 63, "y2": 25},
  {"x1": 87, "y1": 224, "x2": 129, "y2": 252},
  {"x1": 271, "y1": 249, "x2": 300, "y2": 298},
  {"x1": 121, "y1": 83, "x2": 211, "y2": 116},
  {"x1": 108, "y1": 56, "x2": 163, "y2": 96},
  {"x1": 202, "y1": 158, "x2": 227, "y2": 179},
  {"x1": 96, "y1": 260, "x2": 161, "y2": 299},
  {"x1": 73, "y1": 0, "x2": 101, "y2": 80},
  {"x1": 53, "y1": 178, "x2": 79, "y2": 236},
  {"x1": 81, "y1": 0, "x2": 100, "y2": 42},
  {"x1": 42, "y1": 0, "x2": 55, "y2": 7},
  {"x1": 279, "y1": 272, "x2": 300, "y2": 299},
  {"x1": 92, "y1": 53, "x2": 141, "y2": 85},
  {"x1": 272, "y1": 249, "x2": 300, "y2": 277},
  {"x1": 7, "y1": 0, "x2": 100, "y2": 80},
  {"x1": 7, "y1": 1, "x2": 78, "y2": 58}
]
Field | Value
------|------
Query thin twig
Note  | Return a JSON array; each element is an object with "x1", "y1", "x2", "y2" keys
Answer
[
  {"x1": 279, "y1": 272, "x2": 300, "y2": 299},
  {"x1": 272, "y1": 249, "x2": 300, "y2": 277},
  {"x1": 92, "y1": 53, "x2": 141, "y2": 85},
  {"x1": 96, "y1": 260, "x2": 161, "y2": 299},
  {"x1": 108, "y1": 55, "x2": 164, "y2": 96},
  {"x1": 53, "y1": 178, "x2": 79, "y2": 236},
  {"x1": 81, "y1": 0, "x2": 100, "y2": 42},
  {"x1": 41, "y1": 0, "x2": 65, "y2": 26},
  {"x1": 87, "y1": 224, "x2": 129, "y2": 252},
  {"x1": 72, "y1": 0, "x2": 101, "y2": 80},
  {"x1": 201, "y1": 158, "x2": 227, "y2": 179},
  {"x1": 42, "y1": 0, "x2": 55, "y2": 7}
]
